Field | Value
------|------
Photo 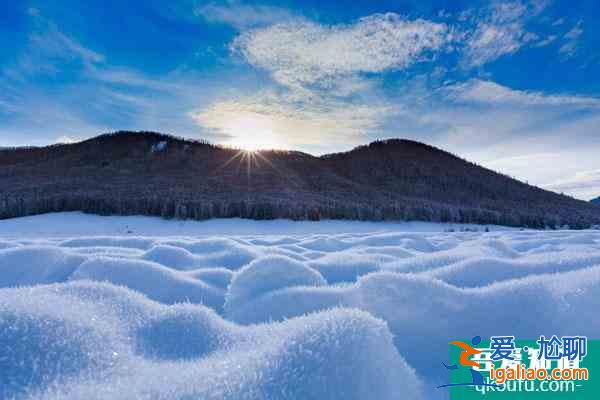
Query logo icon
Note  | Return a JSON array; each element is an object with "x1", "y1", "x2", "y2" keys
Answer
[{"x1": 438, "y1": 335, "x2": 500, "y2": 389}]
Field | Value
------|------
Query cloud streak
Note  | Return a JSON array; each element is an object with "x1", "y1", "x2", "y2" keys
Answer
[
  {"x1": 1, "y1": 10, "x2": 104, "y2": 81},
  {"x1": 559, "y1": 20, "x2": 584, "y2": 59},
  {"x1": 445, "y1": 79, "x2": 600, "y2": 107},
  {"x1": 196, "y1": 1, "x2": 298, "y2": 30}
]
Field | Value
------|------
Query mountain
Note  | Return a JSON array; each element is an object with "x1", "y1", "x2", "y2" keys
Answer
[
  {"x1": 592, "y1": 197, "x2": 600, "y2": 205},
  {"x1": 1, "y1": 131, "x2": 599, "y2": 228}
]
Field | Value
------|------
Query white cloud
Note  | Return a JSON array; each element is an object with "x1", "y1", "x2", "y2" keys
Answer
[
  {"x1": 464, "y1": 25, "x2": 524, "y2": 67},
  {"x1": 564, "y1": 20, "x2": 584, "y2": 40},
  {"x1": 534, "y1": 35, "x2": 557, "y2": 47},
  {"x1": 459, "y1": 147, "x2": 600, "y2": 200},
  {"x1": 559, "y1": 41, "x2": 577, "y2": 58},
  {"x1": 196, "y1": 1, "x2": 298, "y2": 30},
  {"x1": 559, "y1": 20, "x2": 583, "y2": 59},
  {"x1": 232, "y1": 13, "x2": 449, "y2": 92},
  {"x1": 461, "y1": 1, "x2": 544, "y2": 67},
  {"x1": 29, "y1": 27, "x2": 105, "y2": 66},
  {"x1": 55, "y1": 135, "x2": 77, "y2": 144},
  {"x1": 486, "y1": 152, "x2": 561, "y2": 173},
  {"x1": 529, "y1": 0, "x2": 551, "y2": 15},
  {"x1": 444, "y1": 79, "x2": 600, "y2": 107},
  {"x1": 89, "y1": 67, "x2": 185, "y2": 92},
  {"x1": 190, "y1": 91, "x2": 392, "y2": 152},
  {"x1": 543, "y1": 169, "x2": 600, "y2": 200}
]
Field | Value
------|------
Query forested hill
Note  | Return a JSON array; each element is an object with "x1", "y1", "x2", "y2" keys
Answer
[{"x1": 1, "y1": 131, "x2": 599, "y2": 228}]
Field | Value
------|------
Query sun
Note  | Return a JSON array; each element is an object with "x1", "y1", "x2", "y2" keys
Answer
[
  {"x1": 222, "y1": 112, "x2": 286, "y2": 151},
  {"x1": 228, "y1": 137, "x2": 275, "y2": 152}
]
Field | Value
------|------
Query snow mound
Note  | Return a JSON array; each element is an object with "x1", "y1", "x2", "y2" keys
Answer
[
  {"x1": 225, "y1": 255, "x2": 326, "y2": 321},
  {"x1": 309, "y1": 252, "x2": 382, "y2": 283},
  {"x1": 222, "y1": 265, "x2": 600, "y2": 386},
  {"x1": 1, "y1": 282, "x2": 422, "y2": 400},
  {"x1": 72, "y1": 257, "x2": 225, "y2": 310},
  {"x1": 186, "y1": 267, "x2": 233, "y2": 289},
  {"x1": 143, "y1": 244, "x2": 201, "y2": 270},
  {"x1": 134, "y1": 303, "x2": 237, "y2": 360},
  {"x1": 0, "y1": 285, "x2": 127, "y2": 398},
  {"x1": 425, "y1": 252, "x2": 600, "y2": 286},
  {"x1": 168, "y1": 238, "x2": 260, "y2": 269},
  {"x1": 0, "y1": 246, "x2": 85, "y2": 287}
]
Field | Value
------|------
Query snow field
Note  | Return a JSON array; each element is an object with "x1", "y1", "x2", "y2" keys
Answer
[{"x1": 1, "y1": 213, "x2": 599, "y2": 399}]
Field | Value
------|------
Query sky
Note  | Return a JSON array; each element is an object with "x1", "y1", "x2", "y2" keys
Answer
[{"x1": 1, "y1": 0, "x2": 599, "y2": 200}]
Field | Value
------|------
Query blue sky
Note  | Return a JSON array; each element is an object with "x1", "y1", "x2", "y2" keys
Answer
[{"x1": 1, "y1": 1, "x2": 600, "y2": 199}]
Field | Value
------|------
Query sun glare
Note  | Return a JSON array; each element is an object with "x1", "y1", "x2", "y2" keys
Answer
[{"x1": 222, "y1": 112, "x2": 286, "y2": 151}]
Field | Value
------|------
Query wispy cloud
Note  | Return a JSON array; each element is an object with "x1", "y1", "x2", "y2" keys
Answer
[
  {"x1": 559, "y1": 20, "x2": 584, "y2": 59},
  {"x1": 534, "y1": 34, "x2": 557, "y2": 47},
  {"x1": 0, "y1": 10, "x2": 222, "y2": 147},
  {"x1": 445, "y1": 79, "x2": 600, "y2": 107},
  {"x1": 564, "y1": 20, "x2": 584, "y2": 40},
  {"x1": 423, "y1": 80, "x2": 600, "y2": 151},
  {"x1": 461, "y1": 1, "x2": 547, "y2": 67},
  {"x1": 196, "y1": 1, "x2": 298, "y2": 30},
  {"x1": 2, "y1": 11, "x2": 104, "y2": 81},
  {"x1": 29, "y1": 26, "x2": 105, "y2": 67},
  {"x1": 0, "y1": 11, "x2": 113, "y2": 145}
]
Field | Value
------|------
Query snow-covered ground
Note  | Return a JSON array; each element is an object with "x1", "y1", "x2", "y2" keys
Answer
[
  {"x1": 0, "y1": 212, "x2": 517, "y2": 238},
  {"x1": 1, "y1": 213, "x2": 599, "y2": 399}
]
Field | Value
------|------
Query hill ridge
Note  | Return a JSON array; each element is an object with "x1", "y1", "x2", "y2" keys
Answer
[{"x1": 1, "y1": 130, "x2": 599, "y2": 228}]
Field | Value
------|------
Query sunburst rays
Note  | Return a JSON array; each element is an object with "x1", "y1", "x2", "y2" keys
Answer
[{"x1": 217, "y1": 148, "x2": 302, "y2": 190}]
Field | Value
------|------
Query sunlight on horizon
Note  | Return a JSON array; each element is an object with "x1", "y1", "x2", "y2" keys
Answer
[{"x1": 220, "y1": 112, "x2": 288, "y2": 151}]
